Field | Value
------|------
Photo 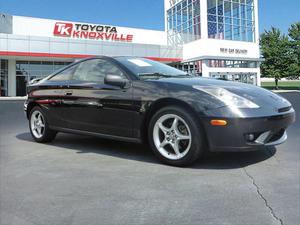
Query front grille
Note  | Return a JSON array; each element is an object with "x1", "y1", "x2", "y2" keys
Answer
[
  {"x1": 249, "y1": 128, "x2": 286, "y2": 145},
  {"x1": 268, "y1": 129, "x2": 285, "y2": 143}
]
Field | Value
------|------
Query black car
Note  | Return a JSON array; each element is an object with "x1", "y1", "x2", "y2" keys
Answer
[{"x1": 24, "y1": 56, "x2": 295, "y2": 166}]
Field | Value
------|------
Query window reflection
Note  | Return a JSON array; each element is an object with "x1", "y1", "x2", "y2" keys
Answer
[
  {"x1": 207, "y1": 0, "x2": 255, "y2": 42},
  {"x1": 15, "y1": 60, "x2": 72, "y2": 96},
  {"x1": 167, "y1": 0, "x2": 201, "y2": 45},
  {"x1": 167, "y1": 0, "x2": 255, "y2": 44}
]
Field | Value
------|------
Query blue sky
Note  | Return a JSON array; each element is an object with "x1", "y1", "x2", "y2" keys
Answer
[{"x1": 0, "y1": 0, "x2": 299, "y2": 35}]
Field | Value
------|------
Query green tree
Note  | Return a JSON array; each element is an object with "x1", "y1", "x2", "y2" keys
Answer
[
  {"x1": 288, "y1": 22, "x2": 300, "y2": 77},
  {"x1": 260, "y1": 27, "x2": 295, "y2": 89}
]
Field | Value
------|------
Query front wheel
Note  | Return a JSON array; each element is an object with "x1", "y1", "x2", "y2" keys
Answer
[
  {"x1": 148, "y1": 106, "x2": 205, "y2": 166},
  {"x1": 29, "y1": 106, "x2": 57, "y2": 143}
]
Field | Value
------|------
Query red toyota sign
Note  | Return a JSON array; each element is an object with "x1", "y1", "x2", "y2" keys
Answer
[
  {"x1": 53, "y1": 22, "x2": 73, "y2": 37},
  {"x1": 53, "y1": 22, "x2": 133, "y2": 42}
]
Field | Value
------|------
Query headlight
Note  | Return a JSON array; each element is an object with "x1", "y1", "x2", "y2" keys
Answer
[{"x1": 193, "y1": 85, "x2": 259, "y2": 109}]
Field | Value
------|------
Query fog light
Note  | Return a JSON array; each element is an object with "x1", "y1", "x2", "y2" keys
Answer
[{"x1": 246, "y1": 134, "x2": 255, "y2": 141}]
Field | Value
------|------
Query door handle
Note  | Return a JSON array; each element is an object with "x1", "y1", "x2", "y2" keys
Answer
[
  {"x1": 64, "y1": 91, "x2": 73, "y2": 96},
  {"x1": 87, "y1": 102, "x2": 103, "y2": 108}
]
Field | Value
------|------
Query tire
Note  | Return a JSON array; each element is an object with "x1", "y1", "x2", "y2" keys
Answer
[
  {"x1": 29, "y1": 106, "x2": 57, "y2": 143},
  {"x1": 148, "y1": 106, "x2": 205, "y2": 166}
]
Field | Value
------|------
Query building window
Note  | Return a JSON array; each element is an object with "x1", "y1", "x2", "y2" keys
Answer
[
  {"x1": 208, "y1": 59, "x2": 257, "y2": 68},
  {"x1": 15, "y1": 61, "x2": 71, "y2": 96},
  {"x1": 170, "y1": 60, "x2": 202, "y2": 75},
  {"x1": 210, "y1": 72, "x2": 257, "y2": 84},
  {"x1": 207, "y1": 0, "x2": 255, "y2": 42},
  {"x1": 167, "y1": 0, "x2": 201, "y2": 45},
  {"x1": 0, "y1": 59, "x2": 8, "y2": 96}
]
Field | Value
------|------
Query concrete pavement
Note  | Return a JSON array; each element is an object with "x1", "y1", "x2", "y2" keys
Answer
[{"x1": 0, "y1": 93, "x2": 299, "y2": 225}]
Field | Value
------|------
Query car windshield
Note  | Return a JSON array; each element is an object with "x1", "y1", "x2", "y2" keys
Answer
[{"x1": 115, "y1": 57, "x2": 189, "y2": 79}]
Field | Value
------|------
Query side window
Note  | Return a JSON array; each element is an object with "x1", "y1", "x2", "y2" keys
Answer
[
  {"x1": 72, "y1": 59, "x2": 124, "y2": 83},
  {"x1": 49, "y1": 65, "x2": 77, "y2": 81}
]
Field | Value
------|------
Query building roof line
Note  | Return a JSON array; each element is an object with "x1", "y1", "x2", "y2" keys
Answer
[
  {"x1": 182, "y1": 56, "x2": 264, "y2": 63},
  {"x1": 0, "y1": 51, "x2": 182, "y2": 62}
]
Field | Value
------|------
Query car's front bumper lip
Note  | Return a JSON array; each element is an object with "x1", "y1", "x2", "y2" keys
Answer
[
  {"x1": 253, "y1": 130, "x2": 287, "y2": 146},
  {"x1": 202, "y1": 109, "x2": 295, "y2": 152}
]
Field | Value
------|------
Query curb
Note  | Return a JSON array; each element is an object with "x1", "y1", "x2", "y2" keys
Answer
[
  {"x1": 0, "y1": 97, "x2": 27, "y2": 101},
  {"x1": 272, "y1": 90, "x2": 300, "y2": 93}
]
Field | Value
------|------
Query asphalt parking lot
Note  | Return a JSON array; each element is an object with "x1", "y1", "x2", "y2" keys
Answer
[{"x1": 0, "y1": 92, "x2": 299, "y2": 225}]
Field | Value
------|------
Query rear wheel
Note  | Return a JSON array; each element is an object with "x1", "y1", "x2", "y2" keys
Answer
[
  {"x1": 148, "y1": 106, "x2": 204, "y2": 166},
  {"x1": 29, "y1": 106, "x2": 57, "y2": 143}
]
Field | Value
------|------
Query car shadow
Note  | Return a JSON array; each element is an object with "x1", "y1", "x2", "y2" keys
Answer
[
  {"x1": 194, "y1": 147, "x2": 276, "y2": 169},
  {"x1": 16, "y1": 132, "x2": 276, "y2": 169}
]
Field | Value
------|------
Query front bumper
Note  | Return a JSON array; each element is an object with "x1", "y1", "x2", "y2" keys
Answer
[{"x1": 202, "y1": 110, "x2": 296, "y2": 152}]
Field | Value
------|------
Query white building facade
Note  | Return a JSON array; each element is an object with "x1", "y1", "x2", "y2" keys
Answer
[
  {"x1": 165, "y1": 0, "x2": 261, "y2": 84},
  {"x1": 0, "y1": 0, "x2": 261, "y2": 97}
]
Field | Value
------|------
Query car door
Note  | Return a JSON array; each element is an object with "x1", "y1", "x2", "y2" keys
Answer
[
  {"x1": 36, "y1": 64, "x2": 78, "y2": 128},
  {"x1": 59, "y1": 58, "x2": 134, "y2": 138}
]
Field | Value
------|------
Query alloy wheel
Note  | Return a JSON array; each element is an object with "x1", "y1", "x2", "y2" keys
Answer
[
  {"x1": 153, "y1": 114, "x2": 192, "y2": 160},
  {"x1": 30, "y1": 110, "x2": 45, "y2": 138}
]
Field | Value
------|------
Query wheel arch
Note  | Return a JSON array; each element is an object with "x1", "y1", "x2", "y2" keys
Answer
[
  {"x1": 141, "y1": 98, "x2": 206, "y2": 143},
  {"x1": 26, "y1": 102, "x2": 39, "y2": 119}
]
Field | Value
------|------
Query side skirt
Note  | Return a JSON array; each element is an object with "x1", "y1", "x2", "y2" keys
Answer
[{"x1": 50, "y1": 126, "x2": 142, "y2": 144}]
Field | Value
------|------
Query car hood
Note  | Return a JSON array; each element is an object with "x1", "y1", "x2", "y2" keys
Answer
[{"x1": 152, "y1": 77, "x2": 292, "y2": 110}]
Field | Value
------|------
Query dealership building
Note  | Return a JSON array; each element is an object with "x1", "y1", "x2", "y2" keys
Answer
[{"x1": 0, "y1": 0, "x2": 261, "y2": 97}]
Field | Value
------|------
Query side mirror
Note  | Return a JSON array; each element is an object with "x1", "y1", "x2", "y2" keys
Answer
[
  {"x1": 104, "y1": 74, "x2": 128, "y2": 88},
  {"x1": 29, "y1": 77, "x2": 43, "y2": 85}
]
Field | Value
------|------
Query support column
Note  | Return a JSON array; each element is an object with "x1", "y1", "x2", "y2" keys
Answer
[
  {"x1": 8, "y1": 59, "x2": 16, "y2": 97},
  {"x1": 193, "y1": 61, "x2": 196, "y2": 74},
  {"x1": 256, "y1": 68, "x2": 261, "y2": 86},
  {"x1": 201, "y1": 60, "x2": 210, "y2": 77}
]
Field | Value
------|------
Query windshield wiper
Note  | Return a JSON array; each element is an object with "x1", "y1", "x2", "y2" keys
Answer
[
  {"x1": 138, "y1": 72, "x2": 173, "y2": 78},
  {"x1": 175, "y1": 73, "x2": 192, "y2": 77}
]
